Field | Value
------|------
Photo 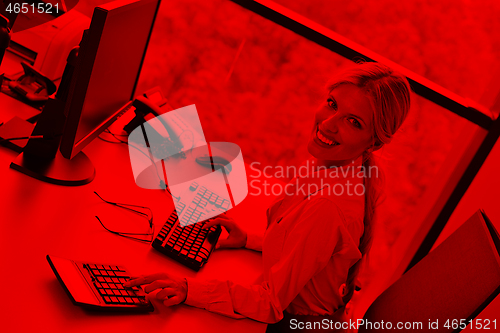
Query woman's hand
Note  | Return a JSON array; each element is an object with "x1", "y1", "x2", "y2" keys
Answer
[
  {"x1": 203, "y1": 214, "x2": 247, "y2": 249},
  {"x1": 124, "y1": 273, "x2": 188, "y2": 306}
]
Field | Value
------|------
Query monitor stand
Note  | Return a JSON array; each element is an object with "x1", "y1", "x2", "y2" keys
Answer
[
  {"x1": 11, "y1": 150, "x2": 95, "y2": 186},
  {"x1": 7, "y1": 95, "x2": 96, "y2": 186},
  {"x1": 7, "y1": 46, "x2": 95, "y2": 186}
]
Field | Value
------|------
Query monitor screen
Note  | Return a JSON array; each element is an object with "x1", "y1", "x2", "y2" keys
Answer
[{"x1": 60, "y1": 0, "x2": 160, "y2": 159}]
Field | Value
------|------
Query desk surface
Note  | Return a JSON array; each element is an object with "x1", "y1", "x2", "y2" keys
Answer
[{"x1": 0, "y1": 106, "x2": 271, "y2": 333}]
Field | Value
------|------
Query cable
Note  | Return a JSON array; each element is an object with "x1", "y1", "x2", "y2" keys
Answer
[
  {"x1": 97, "y1": 136, "x2": 123, "y2": 144},
  {"x1": 99, "y1": 128, "x2": 181, "y2": 201},
  {"x1": 0, "y1": 136, "x2": 32, "y2": 142},
  {"x1": 0, "y1": 134, "x2": 61, "y2": 143},
  {"x1": 98, "y1": 129, "x2": 127, "y2": 144}
]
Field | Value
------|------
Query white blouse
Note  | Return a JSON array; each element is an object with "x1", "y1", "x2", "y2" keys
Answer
[{"x1": 185, "y1": 160, "x2": 365, "y2": 323}]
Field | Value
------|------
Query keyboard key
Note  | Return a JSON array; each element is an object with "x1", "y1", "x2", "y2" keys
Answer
[
  {"x1": 103, "y1": 296, "x2": 111, "y2": 303},
  {"x1": 113, "y1": 289, "x2": 121, "y2": 296},
  {"x1": 110, "y1": 296, "x2": 118, "y2": 303}
]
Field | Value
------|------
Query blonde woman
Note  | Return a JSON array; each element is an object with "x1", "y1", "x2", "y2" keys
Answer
[{"x1": 125, "y1": 62, "x2": 411, "y2": 329}]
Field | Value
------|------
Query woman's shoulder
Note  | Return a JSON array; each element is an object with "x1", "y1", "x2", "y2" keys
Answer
[
  {"x1": 308, "y1": 183, "x2": 365, "y2": 226},
  {"x1": 296, "y1": 194, "x2": 365, "y2": 244},
  {"x1": 288, "y1": 197, "x2": 364, "y2": 250},
  {"x1": 293, "y1": 195, "x2": 362, "y2": 229}
]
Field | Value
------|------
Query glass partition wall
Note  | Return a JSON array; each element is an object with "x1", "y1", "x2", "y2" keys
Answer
[
  {"x1": 134, "y1": 0, "x2": 493, "y2": 271},
  {"x1": 71, "y1": 0, "x2": 500, "y2": 319}
]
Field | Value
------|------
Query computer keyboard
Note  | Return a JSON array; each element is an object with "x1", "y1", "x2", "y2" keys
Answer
[
  {"x1": 152, "y1": 183, "x2": 226, "y2": 271},
  {"x1": 47, "y1": 255, "x2": 154, "y2": 311}
]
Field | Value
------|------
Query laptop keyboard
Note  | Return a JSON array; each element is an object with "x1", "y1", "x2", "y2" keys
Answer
[{"x1": 83, "y1": 263, "x2": 149, "y2": 305}]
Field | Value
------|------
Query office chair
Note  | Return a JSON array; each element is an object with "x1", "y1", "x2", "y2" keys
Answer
[{"x1": 359, "y1": 210, "x2": 500, "y2": 332}]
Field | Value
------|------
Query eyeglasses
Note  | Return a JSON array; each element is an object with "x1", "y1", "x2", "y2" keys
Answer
[{"x1": 94, "y1": 191, "x2": 154, "y2": 243}]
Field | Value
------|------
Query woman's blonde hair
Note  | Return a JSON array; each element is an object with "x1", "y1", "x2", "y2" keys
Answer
[{"x1": 326, "y1": 62, "x2": 411, "y2": 305}]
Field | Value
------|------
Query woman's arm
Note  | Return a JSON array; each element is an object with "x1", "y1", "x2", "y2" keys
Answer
[
  {"x1": 203, "y1": 200, "x2": 279, "y2": 252},
  {"x1": 127, "y1": 198, "x2": 359, "y2": 323},
  {"x1": 245, "y1": 232, "x2": 263, "y2": 251},
  {"x1": 202, "y1": 215, "x2": 249, "y2": 249},
  {"x1": 184, "y1": 199, "x2": 354, "y2": 323},
  {"x1": 243, "y1": 194, "x2": 287, "y2": 252}
]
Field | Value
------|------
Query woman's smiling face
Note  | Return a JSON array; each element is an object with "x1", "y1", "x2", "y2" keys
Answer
[{"x1": 307, "y1": 84, "x2": 375, "y2": 167}]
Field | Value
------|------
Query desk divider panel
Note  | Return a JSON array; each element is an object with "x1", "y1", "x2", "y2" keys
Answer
[{"x1": 359, "y1": 210, "x2": 500, "y2": 333}]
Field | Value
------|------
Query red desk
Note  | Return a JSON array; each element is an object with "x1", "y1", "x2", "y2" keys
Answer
[{"x1": 0, "y1": 109, "x2": 271, "y2": 333}]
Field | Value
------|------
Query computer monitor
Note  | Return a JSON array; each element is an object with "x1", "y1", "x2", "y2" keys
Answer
[
  {"x1": 9, "y1": 0, "x2": 161, "y2": 185},
  {"x1": 1, "y1": 0, "x2": 80, "y2": 32},
  {"x1": 60, "y1": 0, "x2": 160, "y2": 159}
]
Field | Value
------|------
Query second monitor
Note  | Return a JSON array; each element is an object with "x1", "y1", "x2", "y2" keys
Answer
[{"x1": 10, "y1": 0, "x2": 161, "y2": 186}]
